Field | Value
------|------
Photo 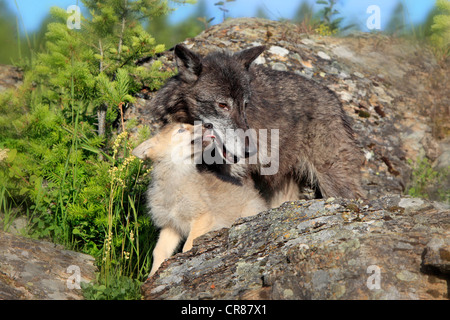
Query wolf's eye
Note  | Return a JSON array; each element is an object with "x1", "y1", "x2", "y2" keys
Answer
[
  {"x1": 218, "y1": 103, "x2": 229, "y2": 111},
  {"x1": 177, "y1": 128, "x2": 186, "y2": 133}
]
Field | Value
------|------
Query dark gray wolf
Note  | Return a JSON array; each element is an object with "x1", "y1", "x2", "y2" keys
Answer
[
  {"x1": 132, "y1": 123, "x2": 267, "y2": 276},
  {"x1": 151, "y1": 45, "x2": 365, "y2": 206}
]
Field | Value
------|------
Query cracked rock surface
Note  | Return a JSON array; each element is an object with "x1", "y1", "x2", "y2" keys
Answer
[
  {"x1": 143, "y1": 196, "x2": 450, "y2": 300},
  {"x1": 0, "y1": 231, "x2": 96, "y2": 300}
]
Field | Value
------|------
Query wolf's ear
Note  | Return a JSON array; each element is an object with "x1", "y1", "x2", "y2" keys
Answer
[
  {"x1": 174, "y1": 44, "x2": 202, "y2": 83},
  {"x1": 234, "y1": 46, "x2": 266, "y2": 70}
]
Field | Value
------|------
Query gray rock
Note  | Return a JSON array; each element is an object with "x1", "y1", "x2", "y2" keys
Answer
[
  {"x1": 271, "y1": 62, "x2": 288, "y2": 72},
  {"x1": 268, "y1": 46, "x2": 289, "y2": 57},
  {"x1": 253, "y1": 55, "x2": 266, "y2": 65},
  {"x1": 301, "y1": 38, "x2": 315, "y2": 46},
  {"x1": 0, "y1": 65, "x2": 23, "y2": 93},
  {"x1": 143, "y1": 196, "x2": 450, "y2": 300},
  {"x1": 0, "y1": 231, "x2": 97, "y2": 300},
  {"x1": 435, "y1": 140, "x2": 450, "y2": 170},
  {"x1": 332, "y1": 45, "x2": 358, "y2": 61},
  {"x1": 317, "y1": 51, "x2": 331, "y2": 61}
]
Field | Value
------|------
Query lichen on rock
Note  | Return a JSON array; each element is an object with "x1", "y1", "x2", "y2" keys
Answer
[{"x1": 143, "y1": 196, "x2": 449, "y2": 300}]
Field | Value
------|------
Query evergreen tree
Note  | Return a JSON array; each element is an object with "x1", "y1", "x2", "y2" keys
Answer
[
  {"x1": 0, "y1": 1, "x2": 56, "y2": 65},
  {"x1": 32, "y1": 0, "x2": 185, "y2": 139},
  {"x1": 429, "y1": 0, "x2": 450, "y2": 59},
  {"x1": 0, "y1": 0, "x2": 20, "y2": 64},
  {"x1": 293, "y1": 1, "x2": 314, "y2": 24},
  {"x1": 419, "y1": 5, "x2": 441, "y2": 39},
  {"x1": 30, "y1": 14, "x2": 58, "y2": 55},
  {"x1": 386, "y1": 1, "x2": 406, "y2": 35},
  {"x1": 170, "y1": 2, "x2": 206, "y2": 42},
  {"x1": 147, "y1": 0, "x2": 205, "y2": 48},
  {"x1": 146, "y1": 13, "x2": 172, "y2": 47},
  {"x1": 255, "y1": 4, "x2": 270, "y2": 20}
]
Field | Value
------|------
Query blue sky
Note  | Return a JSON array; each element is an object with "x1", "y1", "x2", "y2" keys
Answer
[{"x1": 6, "y1": 0, "x2": 437, "y2": 33}]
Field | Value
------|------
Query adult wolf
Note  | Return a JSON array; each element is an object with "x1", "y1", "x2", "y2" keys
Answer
[{"x1": 151, "y1": 44, "x2": 365, "y2": 205}]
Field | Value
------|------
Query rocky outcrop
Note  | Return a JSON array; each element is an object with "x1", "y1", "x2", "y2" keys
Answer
[
  {"x1": 0, "y1": 230, "x2": 96, "y2": 299},
  {"x1": 142, "y1": 196, "x2": 449, "y2": 300},
  {"x1": 0, "y1": 65, "x2": 23, "y2": 92}
]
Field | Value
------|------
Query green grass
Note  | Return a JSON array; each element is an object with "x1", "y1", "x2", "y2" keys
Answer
[
  {"x1": 407, "y1": 157, "x2": 450, "y2": 203},
  {"x1": 0, "y1": 185, "x2": 18, "y2": 232},
  {"x1": 0, "y1": 114, "x2": 157, "y2": 299}
]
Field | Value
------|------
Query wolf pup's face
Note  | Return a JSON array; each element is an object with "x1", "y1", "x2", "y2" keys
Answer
[
  {"x1": 132, "y1": 123, "x2": 215, "y2": 165},
  {"x1": 174, "y1": 44, "x2": 265, "y2": 162}
]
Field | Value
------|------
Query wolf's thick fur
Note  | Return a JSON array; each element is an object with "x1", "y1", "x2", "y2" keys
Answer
[
  {"x1": 132, "y1": 123, "x2": 267, "y2": 276},
  {"x1": 152, "y1": 45, "x2": 365, "y2": 204}
]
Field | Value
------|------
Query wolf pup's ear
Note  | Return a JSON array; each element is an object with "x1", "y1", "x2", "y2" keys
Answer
[
  {"x1": 234, "y1": 46, "x2": 266, "y2": 70},
  {"x1": 132, "y1": 138, "x2": 156, "y2": 160},
  {"x1": 174, "y1": 44, "x2": 203, "y2": 83}
]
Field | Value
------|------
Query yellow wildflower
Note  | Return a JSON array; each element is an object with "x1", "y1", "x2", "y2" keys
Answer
[{"x1": 0, "y1": 148, "x2": 9, "y2": 162}]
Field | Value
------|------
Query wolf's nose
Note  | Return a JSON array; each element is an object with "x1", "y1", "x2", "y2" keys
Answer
[{"x1": 204, "y1": 123, "x2": 213, "y2": 129}]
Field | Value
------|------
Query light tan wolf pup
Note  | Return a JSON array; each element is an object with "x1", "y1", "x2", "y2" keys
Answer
[{"x1": 132, "y1": 123, "x2": 267, "y2": 277}]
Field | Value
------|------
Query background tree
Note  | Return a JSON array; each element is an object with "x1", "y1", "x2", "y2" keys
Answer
[
  {"x1": 147, "y1": 0, "x2": 206, "y2": 48},
  {"x1": 386, "y1": 1, "x2": 407, "y2": 35},
  {"x1": 293, "y1": 1, "x2": 314, "y2": 24},
  {"x1": 255, "y1": 4, "x2": 270, "y2": 20},
  {"x1": 429, "y1": 0, "x2": 450, "y2": 60},
  {"x1": 0, "y1": 0, "x2": 20, "y2": 64}
]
